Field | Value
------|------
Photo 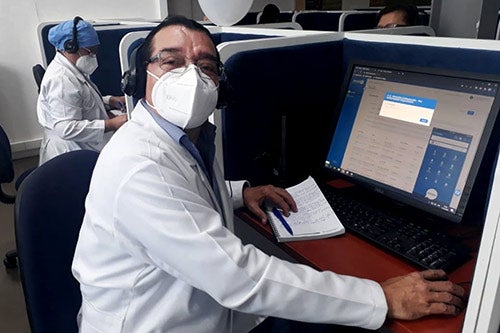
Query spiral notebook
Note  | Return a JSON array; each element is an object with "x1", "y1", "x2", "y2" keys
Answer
[{"x1": 267, "y1": 176, "x2": 345, "y2": 242}]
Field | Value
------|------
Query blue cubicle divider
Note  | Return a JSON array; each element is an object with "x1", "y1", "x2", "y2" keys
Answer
[
  {"x1": 339, "y1": 11, "x2": 378, "y2": 31},
  {"x1": 222, "y1": 40, "x2": 344, "y2": 187},
  {"x1": 342, "y1": 39, "x2": 500, "y2": 75},
  {"x1": 94, "y1": 27, "x2": 155, "y2": 96},
  {"x1": 293, "y1": 11, "x2": 344, "y2": 31},
  {"x1": 211, "y1": 32, "x2": 275, "y2": 45}
]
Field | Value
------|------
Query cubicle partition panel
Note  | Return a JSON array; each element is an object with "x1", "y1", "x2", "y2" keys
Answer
[
  {"x1": 212, "y1": 32, "x2": 275, "y2": 45},
  {"x1": 338, "y1": 11, "x2": 378, "y2": 31},
  {"x1": 292, "y1": 11, "x2": 345, "y2": 31},
  {"x1": 342, "y1": 37, "x2": 500, "y2": 75},
  {"x1": 221, "y1": 40, "x2": 343, "y2": 187},
  {"x1": 349, "y1": 25, "x2": 436, "y2": 36},
  {"x1": 94, "y1": 27, "x2": 156, "y2": 96}
]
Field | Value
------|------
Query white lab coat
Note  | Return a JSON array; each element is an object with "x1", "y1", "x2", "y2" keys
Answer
[
  {"x1": 37, "y1": 52, "x2": 113, "y2": 165},
  {"x1": 72, "y1": 102, "x2": 388, "y2": 333}
]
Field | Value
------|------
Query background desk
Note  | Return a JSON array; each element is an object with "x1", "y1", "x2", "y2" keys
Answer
[{"x1": 235, "y1": 208, "x2": 480, "y2": 333}]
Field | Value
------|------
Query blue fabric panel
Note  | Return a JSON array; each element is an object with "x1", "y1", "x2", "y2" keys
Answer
[
  {"x1": 342, "y1": 39, "x2": 500, "y2": 76},
  {"x1": 215, "y1": 33, "x2": 277, "y2": 43},
  {"x1": 90, "y1": 27, "x2": 154, "y2": 96},
  {"x1": 342, "y1": 12, "x2": 378, "y2": 31},
  {"x1": 222, "y1": 40, "x2": 344, "y2": 186},
  {"x1": 40, "y1": 23, "x2": 59, "y2": 64},
  {"x1": 294, "y1": 12, "x2": 343, "y2": 31},
  {"x1": 278, "y1": 12, "x2": 294, "y2": 22}
]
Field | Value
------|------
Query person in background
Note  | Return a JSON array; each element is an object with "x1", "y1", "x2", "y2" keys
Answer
[
  {"x1": 37, "y1": 17, "x2": 127, "y2": 166},
  {"x1": 376, "y1": 3, "x2": 419, "y2": 29},
  {"x1": 72, "y1": 16, "x2": 466, "y2": 333},
  {"x1": 258, "y1": 3, "x2": 281, "y2": 24}
]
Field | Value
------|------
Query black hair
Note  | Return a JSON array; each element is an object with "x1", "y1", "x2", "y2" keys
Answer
[
  {"x1": 259, "y1": 4, "x2": 280, "y2": 24},
  {"x1": 376, "y1": 4, "x2": 419, "y2": 26},
  {"x1": 134, "y1": 15, "x2": 220, "y2": 99}
]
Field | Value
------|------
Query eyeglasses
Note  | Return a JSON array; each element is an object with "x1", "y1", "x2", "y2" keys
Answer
[
  {"x1": 147, "y1": 50, "x2": 223, "y2": 80},
  {"x1": 376, "y1": 23, "x2": 408, "y2": 29}
]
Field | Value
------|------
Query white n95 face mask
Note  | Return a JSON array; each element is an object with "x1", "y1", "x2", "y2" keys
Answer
[
  {"x1": 147, "y1": 64, "x2": 218, "y2": 129},
  {"x1": 76, "y1": 54, "x2": 98, "y2": 75}
]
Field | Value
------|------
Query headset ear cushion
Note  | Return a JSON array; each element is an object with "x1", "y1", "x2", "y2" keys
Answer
[
  {"x1": 121, "y1": 70, "x2": 136, "y2": 96},
  {"x1": 64, "y1": 39, "x2": 77, "y2": 53}
]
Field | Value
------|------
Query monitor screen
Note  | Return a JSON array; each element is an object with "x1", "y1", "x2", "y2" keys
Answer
[{"x1": 324, "y1": 61, "x2": 500, "y2": 223}]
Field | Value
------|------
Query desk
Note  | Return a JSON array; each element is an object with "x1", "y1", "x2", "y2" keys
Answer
[{"x1": 235, "y1": 206, "x2": 480, "y2": 333}]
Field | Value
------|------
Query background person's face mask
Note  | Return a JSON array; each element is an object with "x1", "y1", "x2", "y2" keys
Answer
[
  {"x1": 147, "y1": 64, "x2": 218, "y2": 129},
  {"x1": 76, "y1": 54, "x2": 98, "y2": 75}
]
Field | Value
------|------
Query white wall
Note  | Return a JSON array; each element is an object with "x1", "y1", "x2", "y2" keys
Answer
[
  {"x1": 166, "y1": 0, "x2": 297, "y2": 22},
  {"x1": 341, "y1": 0, "x2": 370, "y2": 10},
  {"x1": 0, "y1": 0, "x2": 162, "y2": 159},
  {"x1": 430, "y1": 0, "x2": 500, "y2": 38}
]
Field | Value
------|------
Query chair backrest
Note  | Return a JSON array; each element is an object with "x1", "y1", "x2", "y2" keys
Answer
[
  {"x1": 15, "y1": 149, "x2": 99, "y2": 333},
  {"x1": 32, "y1": 64, "x2": 46, "y2": 93},
  {"x1": 0, "y1": 124, "x2": 15, "y2": 204}
]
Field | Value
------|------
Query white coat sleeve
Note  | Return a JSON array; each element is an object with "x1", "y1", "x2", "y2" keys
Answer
[
  {"x1": 112, "y1": 162, "x2": 388, "y2": 329},
  {"x1": 225, "y1": 180, "x2": 249, "y2": 209}
]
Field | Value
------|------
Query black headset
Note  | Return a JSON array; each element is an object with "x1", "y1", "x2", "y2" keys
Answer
[
  {"x1": 121, "y1": 41, "x2": 144, "y2": 97},
  {"x1": 64, "y1": 16, "x2": 83, "y2": 53}
]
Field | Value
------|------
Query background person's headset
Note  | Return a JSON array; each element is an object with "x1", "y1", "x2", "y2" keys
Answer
[{"x1": 64, "y1": 16, "x2": 84, "y2": 54}]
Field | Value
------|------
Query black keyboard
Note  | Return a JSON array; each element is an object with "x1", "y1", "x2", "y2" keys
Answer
[{"x1": 320, "y1": 185, "x2": 471, "y2": 273}]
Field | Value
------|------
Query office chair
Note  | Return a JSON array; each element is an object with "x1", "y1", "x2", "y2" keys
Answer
[
  {"x1": 0, "y1": 124, "x2": 35, "y2": 268},
  {"x1": 15, "y1": 149, "x2": 99, "y2": 333},
  {"x1": 32, "y1": 64, "x2": 45, "y2": 93}
]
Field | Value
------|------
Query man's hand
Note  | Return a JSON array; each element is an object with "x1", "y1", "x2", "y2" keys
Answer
[
  {"x1": 382, "y1": 269, "x2": 466, "y2": 320},
  {"x1": 105, "y1": 114, "x2": 127, "y2": 132},
  {"x1": 243, "y1": 185, "x2": 297, "y2": 224}
]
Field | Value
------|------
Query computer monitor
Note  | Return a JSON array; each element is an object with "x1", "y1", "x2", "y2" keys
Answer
[{"x1": 323, "y1": 60, "x2": 500, "y2": 224}]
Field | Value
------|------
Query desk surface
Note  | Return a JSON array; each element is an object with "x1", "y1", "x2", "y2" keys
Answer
[{"x1": 236, "y1": 208, "x2": 480, "y2": 333}]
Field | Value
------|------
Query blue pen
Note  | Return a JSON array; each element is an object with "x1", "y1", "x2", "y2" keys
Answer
[
  {"x1": 272, "y1": 207, "x2": 294, "y2": 235},
  {"x1": 117, "y1": 101, "x2": 125, "y2": 111}
]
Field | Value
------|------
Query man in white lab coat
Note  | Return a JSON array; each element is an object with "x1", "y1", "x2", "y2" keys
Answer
[
  {"x1": 72, "y1": 16, "x2": 465, "y2": 333},
  {"x1": 37, "y1": 17, "x2": 127, "y2": 165}
]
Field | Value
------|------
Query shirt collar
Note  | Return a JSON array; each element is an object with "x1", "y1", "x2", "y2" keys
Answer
[{"x1": 141, "y1": 99, "x2": 185, "y2": 143}]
